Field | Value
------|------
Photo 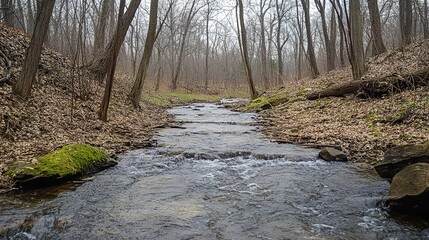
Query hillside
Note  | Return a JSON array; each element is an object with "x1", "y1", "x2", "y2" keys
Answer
[
  {"x1": 254, "y1": 40, "x2": 429, "y2": 164},
  {"x1": 0, "y1": 25, "x2": 169, "y2": 190}
]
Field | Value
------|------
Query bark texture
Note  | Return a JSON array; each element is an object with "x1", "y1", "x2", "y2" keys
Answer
[{"x1": 13, "y1": 0, "x2": 56, "y2": 99}]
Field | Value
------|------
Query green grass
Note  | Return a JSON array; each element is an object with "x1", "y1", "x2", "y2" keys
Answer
[
  {"x1": 144, "y1": 91, "x2": 226, "y2": 107},
  {"x1": 8, "y1": 144, "x2": 111, "y2": 181}
]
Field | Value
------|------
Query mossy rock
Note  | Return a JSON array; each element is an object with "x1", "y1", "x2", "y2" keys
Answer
[
  {"x1": 7, "y1": 144, "x2": 117, "y2": 188},
  {"x1": 247, "y1": 93, "x2": 289, "y2": 111}
]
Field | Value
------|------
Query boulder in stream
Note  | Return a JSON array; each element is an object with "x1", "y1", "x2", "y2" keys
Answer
[
  {"x1": 318, "y1": 147, "x2": 348, "y2": 162},
  {"x1": 6, "y1": 144, "x2": 117, "y2": 188},
  {"x1": 387, "y1": 163, "x2": 429, "y2": 211},
  {"x1": 374, "y1": 141, "x2": 429, "y2": 181}
]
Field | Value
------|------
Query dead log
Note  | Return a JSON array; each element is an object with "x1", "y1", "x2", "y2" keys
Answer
[{"x1": 306, "y1": 68, "x2": 429, "y2": 100}]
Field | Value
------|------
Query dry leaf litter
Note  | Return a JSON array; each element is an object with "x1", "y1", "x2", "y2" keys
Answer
[{"x1": 0, "y1": 25, "x2": 170, "y2": 191}]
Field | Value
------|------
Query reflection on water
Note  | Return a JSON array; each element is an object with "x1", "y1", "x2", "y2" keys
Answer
[{"x1": 1, "y1": 101, "x2": 428, "y2": 239}]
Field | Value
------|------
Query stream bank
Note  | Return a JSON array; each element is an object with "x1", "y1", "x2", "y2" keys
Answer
[{"x1": 0, "y1": 102, "x2": 428, "y2": 239}]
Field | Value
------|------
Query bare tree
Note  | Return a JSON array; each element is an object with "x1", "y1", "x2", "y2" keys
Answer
[
  {"x1": 237, "y1": 0, "x2": 258, "y2": 99},
  {"x1": 399, "y1": 0, "x2": 413, "y2": 45},
  {"x1": 349, "y1": 0, "x2": 365, "y2": 79},
  {"x1": 367, "y1": 0, "x2": 386, "y2": 56},
  {"x1": 171, "y1": 0, "x2": 204, "y2": 90},
  {"x1": 13, "y1": 0, "x2": 56, "y2": 99},
  {"x1": 130, "y1": 0, "x2": 159, "y2": 108},
  {"x1": 99, "y1": 0, "x2": 126, "y2": 121},
  {"x1": 1, "y1": 0, "x2": 15, "y2": 27},
  {"x1": 93, "y1": 0, "x2": 111, "y2": 57},
  {"x1": 315, "y1": 0, "x2": 336, "y2": 72},
  {"x1": 299, "y1": 0, "x2": 320, "y2": 78},
  {"x1": 89, "y1": 0, "x2": 142, "y2": 81},
  {"x1": 257, "y1": 0, "x2": 272, "y2": 89}
]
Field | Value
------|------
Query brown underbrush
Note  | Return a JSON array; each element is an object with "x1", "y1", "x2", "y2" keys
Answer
[{"x1": 258, "y1": 40, "x2": 429, "y2": 164}]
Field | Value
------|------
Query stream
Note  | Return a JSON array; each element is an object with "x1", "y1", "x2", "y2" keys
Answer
[{"x1": 1, "y1": 101, "x2": 429, "y2": 239}]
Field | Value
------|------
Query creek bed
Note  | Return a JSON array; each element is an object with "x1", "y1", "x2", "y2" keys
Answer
[{"x1": 1, "y1": 102, "x2": 428, "y2": 239}]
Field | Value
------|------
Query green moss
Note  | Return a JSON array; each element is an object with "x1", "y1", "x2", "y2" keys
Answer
[
  {"x1": 296, "y1": 88, "x2": 310, "y2": 96},
  {"x1": 8, "y1": 144, "x2": 111, "y2": 181},
  {"x1": 246, "y1": 93, "x2": 289, "y2": 111}
]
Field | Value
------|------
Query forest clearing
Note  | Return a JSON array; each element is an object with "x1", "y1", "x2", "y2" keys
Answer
[{"x1": 0, "y1": 0, "x2": 429, "y2": 239}]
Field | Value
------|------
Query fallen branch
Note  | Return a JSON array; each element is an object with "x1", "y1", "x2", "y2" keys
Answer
[
  {"x1": 306, "y1": 68, "x2": 429, "y2": 100},
  {"x1": 0, "y1": 45, "x2": 12, "y2": 85}
]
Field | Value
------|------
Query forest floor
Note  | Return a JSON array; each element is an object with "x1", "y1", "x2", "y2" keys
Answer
[
  {"x1": 0, "y1": 25, "x2": 225, "y2": 191},
  {"x1": 231, "y1": 40, "x2": 429, "y2": 165}
]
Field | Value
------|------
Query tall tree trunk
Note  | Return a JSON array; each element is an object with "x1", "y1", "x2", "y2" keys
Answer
[
  {"x1": 99, "y1": 0, "x2": 126, "y2": 121},
  {"x1": 204, "y1": 0, "x2": 210, "y2": 91},
  {"x1": 349, "y1": 0, "x2": 365, "y2": 79},
  {"x1": 15, "y1": 0, "x2": 26, "y2": 31},
  {"x1": 276, "y1": 16, "x2": 284, "y2": 84},
  {"x1": 329, "y1": 6, "x2": 337, "y2": 68},
  {"x1": 93, "y1": 0, "x2": 110, "y2": 57},
  {"x1": 130, "y1": 0, "x2": 159, "y2": 108},
  {"x1": 13, "y1": 0, "x2": 56, "y2": 99},
  {"x1": 1, "y1": 0, "x2": 14, "y2": 27},
  {"x1": 259, "y1": 0, "x2": 270, "y2": 89},
  {"x1": 26, "y1": 0, "x2": 34, "y2": 34},
  {"x1": 399, "y1": 0, "x2": 413, "y2": 45},
  {"x1": 237, "y1": 0, "x2": 258, "y2": 99},
  {"x1": 154, "y1": 46, "x2": 162, "y2": 91},
  {"x1": 367, "y1": 0, "x2": 386, "y2": 56},
  {"x1": 424, "y1": 0, "x2": 428, "y2": 38},
  {"x1": 171, "y1": 0, "x2": 198, "y2": 90},
  {"x1": 315, "y1": 0, "x2": 335, "y2": 72},
  {"x1": 89, "y1": 0, "x2": 142, "y2": 82},
  {"x1": 300, "y1": 0, "x2": 320, "y2": 78}
]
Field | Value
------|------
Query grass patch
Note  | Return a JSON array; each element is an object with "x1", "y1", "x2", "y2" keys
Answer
[{"x1": 144, "y1": 91, "x2": 224, "y2": 107}]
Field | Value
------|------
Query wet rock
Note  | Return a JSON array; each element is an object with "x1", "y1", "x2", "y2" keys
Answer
[
  {"x1": 318, "y1": 147, "x2": 348, "y2": 162},
  {"x1": 374, "y1": 142, "x2": 429, "y2": 181},
  {"x1": 387, "y1": 163, "x2": 429, "y2": 211},
  {"x1": 7, "y1": 144, "x2": 117, "y2": 188}
]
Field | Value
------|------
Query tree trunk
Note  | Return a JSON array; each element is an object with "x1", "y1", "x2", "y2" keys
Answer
[
  {"x1": 171, "y1": 0, "x2": 198, "y2": 90},
  {"x1": 307, "y1": 68, "x2": 429, "y2": 100},
  {"x1": 130, "y1": 0, "x2": 159, "y2": 108},
  {"x1": 154, "y1": 47, "x2": 162, "y2": 91},
  {"x1": 424, "y1": 0, "x2": 429, "y2": 38},
  {"x1": 399, "y1": 0, "x2": 413, "y2": 46},
  {"x1": 26, "y1": 0, "x2": 35, "y2": 34},
  {"x1": 349, "y1": 0, "x2": 365, "y2": 79},
  {"x1": 99, "y1": 0, "x2": 126, "y2": 122},
  {"x1": 1, "y1": 0, "x2": 15, "y2": 27},
  {"x1": 204, "y1": 0, "x2": 210, "y2": 91},
  {"x1": 93, "y1": 0, "x2": 110, "y2": 57},
  {"x1": 367, "y1": 0, "x2": 386, "y2": 56},
  {"x1": 13, "y1": 0, "x2": 55, "y2": 100},
  {"x1": 300, "y1": 0, "x2": 320, "y2": 78},
  {"x1": 315, "y1": 0, "x2": 335, "y2": 72},
  {"x1": 329, "y1": 6, "x2": 337, "y2": 68},
  {"x1": 15, "y1": 0, "x2": 26, "y2": 31},
  {"x1": 89, "y1": 0, "x2": 142, "y2": 82},
  {"x1": 259, "y1": 0, "x2": 270, "y2": 89},
  {"x1": 237, "y1": 0, "x2": 258, "y2": 99}
]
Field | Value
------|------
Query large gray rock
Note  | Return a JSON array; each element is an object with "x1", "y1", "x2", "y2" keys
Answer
[
  {"x1": 374, "y1": 142, "x2": 429, "y2": 181},
  {"x1": 318, "y1": 147, "x2": 348, "y2": 162},
  {"x1": 387, "y1": 163, "x2": 429, "y2": 208}
]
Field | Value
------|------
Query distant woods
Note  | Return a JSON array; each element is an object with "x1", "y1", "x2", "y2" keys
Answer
[{"x1": 1, "y1": 0, "x2": 429, "y2": 106}]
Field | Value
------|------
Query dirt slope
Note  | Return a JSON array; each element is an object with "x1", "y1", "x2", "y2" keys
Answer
[
  {"x1": 0, "y1": 25, "x2": 169, "y2": 190},
  {"x1": 259, "y1": 40, "x2": 429, "y2": 164}
]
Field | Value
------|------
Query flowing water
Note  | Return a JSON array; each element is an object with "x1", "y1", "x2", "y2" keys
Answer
[{"x1": 1, "y1": 101, "x2": 428, "y2": 239}]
